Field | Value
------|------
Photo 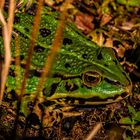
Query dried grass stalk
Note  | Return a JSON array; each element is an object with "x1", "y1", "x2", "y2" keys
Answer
[
  {"x1": 0, "y1": 0, "x2": 15, "y2": 104},
  {"x1": 14, "y1": 32, "x2": 21, "y2": 95},
  {"x1": 19, "y1": 0, "x2": 44, "y2": 102},
  {"x1": 34, "y1": 0, "x2": 73, "y2": 100},
  {"x1": 85, "y1": 123, "x2": 102, "y2": 140}
]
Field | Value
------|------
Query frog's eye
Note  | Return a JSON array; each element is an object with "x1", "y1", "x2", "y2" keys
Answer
[{"x1": 82, "y1": 71, "x2": 101, "y2": 87}]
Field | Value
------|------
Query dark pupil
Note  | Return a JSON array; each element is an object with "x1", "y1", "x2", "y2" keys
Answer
[{"x1": 86, "y1": 75, "x2": 97, "y2": 83}]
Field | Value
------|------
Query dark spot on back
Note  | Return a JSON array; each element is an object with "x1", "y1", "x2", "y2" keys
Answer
[
  {"x1": 34, "y1": 45, "x2": 45, "y2": 53},
  {"x1": 39, "y1": 28, "x2": 51, "y2": 37},
  {"x1": 63, "y1": 38, "x2": 73, "y2": 45},
  {"x1": 82, "y1": 53, "x2": 89, "y2": 59},
  {"x1": 65, "y1": 63, "x2": 71, "y2": 68}
]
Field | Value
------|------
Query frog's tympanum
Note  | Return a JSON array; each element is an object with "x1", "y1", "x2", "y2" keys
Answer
[{"x1": 2, "y1": 5, "x2": 132, "y2": 108}]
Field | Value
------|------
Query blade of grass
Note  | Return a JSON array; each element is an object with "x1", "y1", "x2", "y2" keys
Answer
[
  {"x1": 0, "y1": 0, "x2": 5, "y2": 9},
  {"x1": 0, "y1": 8, "x2": 11, "y2": 105},
  {"x1": 33, "y1": 0, "x2": 73, "y2": 104},
  {"x1": 12, "y1": 0, "x2": 44, "y2": 138},
  {"x1": 0, "y1": 0, "x2": 15, "y2": 104},
  {"x1": 85, "y1": 122, "x2": 102, "y2": 140},
  {"x1": 19, "y1": 0, "x2": 44, "y2": 106},
  {"x1": 7, "y1": 0, "x2": 16, "y2": 41},
  {"x1": 14, "y1": 32, "x2": 21, "y2": 95},
  {"x1": 31, "y1": 1, "x2": 73, "y2": 132}
]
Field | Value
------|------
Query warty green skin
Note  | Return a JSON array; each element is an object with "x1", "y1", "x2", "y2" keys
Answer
[{"x1": 4, "y1": 6, "x2": 132, "y2": 104}]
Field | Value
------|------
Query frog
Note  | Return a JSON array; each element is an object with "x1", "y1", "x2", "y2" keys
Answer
[
  {"x1": 2, "y1": 3, "x2": 132, "y2": 105},
  {"x1": 0, "y1": 3, "x2": 132, "y2": 128}
]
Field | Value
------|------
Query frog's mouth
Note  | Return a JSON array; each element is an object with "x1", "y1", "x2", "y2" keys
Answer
[
  {"x1": 47, "y1": 84, "x2": 132, "y2": 105},
  {"x1": 63, "y1": 91, "x2": 130, "y2": 105}
]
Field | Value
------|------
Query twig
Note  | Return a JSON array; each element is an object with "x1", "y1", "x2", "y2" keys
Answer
[
  {"x1": 19, "y1": 0, "x2": 44, "y2": 103},
  {"x1": 34, "y1": 0, "x2": 73, "y2": 101},
  {"x1": 7, "y1": 0, "x2": 16, "y2": 41},
  {"x1": 0, "y1": 0, "x2": 15, "y2": 104},
  {"x1": 12, "y1": 1, "x2": 44, "y2": 138},
  {"x1": 0, "y1": 11, "x2": 10, "y2": 104},
  {"x1": 14, "y1": 32, "x2": 21, "y2": 95},
  {"x1": 0, "y1": 0, "x2": 5, "y2": 10},
  {"x1": 85, "y1": 122, "x2": 102, "y2": 140}
]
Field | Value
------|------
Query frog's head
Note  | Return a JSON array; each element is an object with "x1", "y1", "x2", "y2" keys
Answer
[{"x1": 47, "y1": 48, "x2": 132, "y2": 105}]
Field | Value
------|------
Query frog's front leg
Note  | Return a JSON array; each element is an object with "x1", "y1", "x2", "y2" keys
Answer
[
  {"x1": 23, "y1": 96, "x2": 82, "y2": 128},
  {"x1": 42, "y1": 104, "x2": 83, "y2": 128}
]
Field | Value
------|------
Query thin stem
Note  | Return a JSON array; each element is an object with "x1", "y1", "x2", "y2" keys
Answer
[
  {"x1": 34, "y1": 0, "x2": 73, "y2": 102},
  {"x1": 85, "y1": 123, "x2": 102, "y2": 140},
  {"x1": 0, "y1": 0, "x2": 15, "y2": 104}
]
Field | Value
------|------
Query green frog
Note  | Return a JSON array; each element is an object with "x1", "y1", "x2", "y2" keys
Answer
[
  {"x1": 0, "y1": 5, "x2": 133, "y2": 128},
  {"x1": 0, "y1": 3, "x2": 133, "y2": 128},
  {"x1": 2, "y1": 4, "x2": 132, "y2": 107}
]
